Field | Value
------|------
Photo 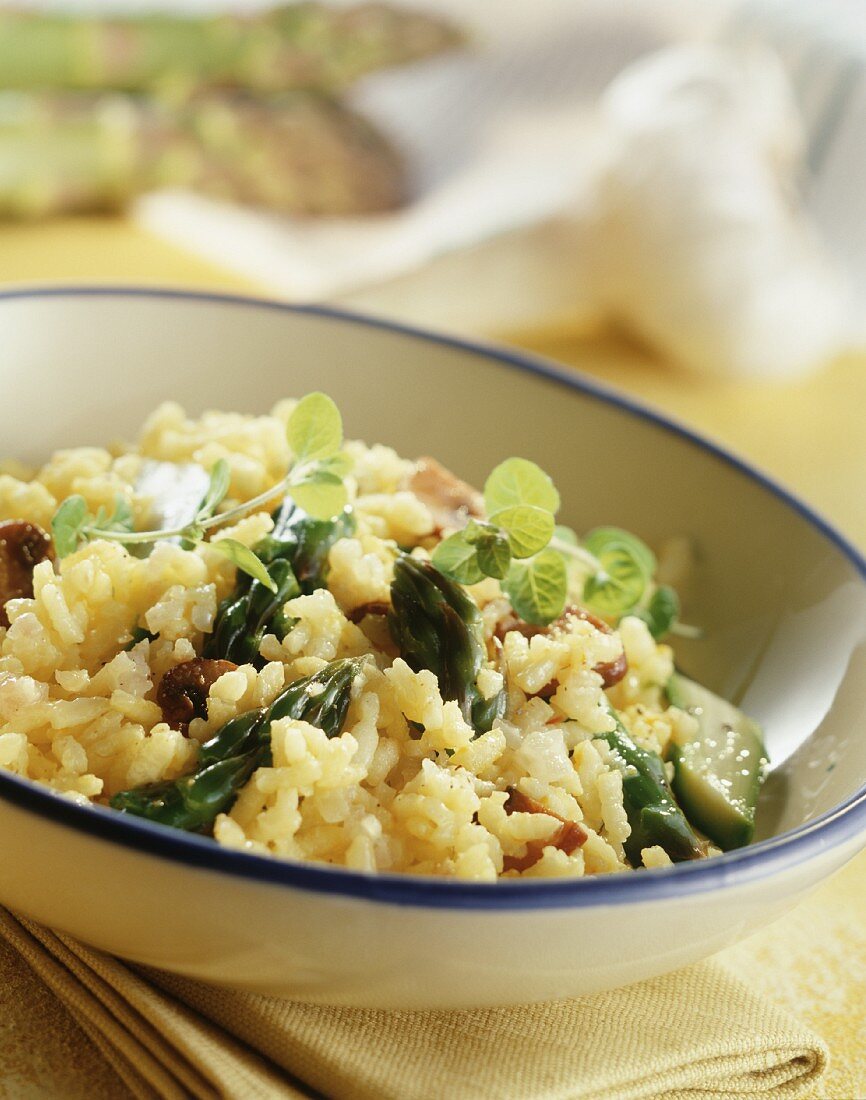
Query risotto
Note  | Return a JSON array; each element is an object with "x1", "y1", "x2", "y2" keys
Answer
[{"x1": 0, "y1": 395, "x2": 768, "y2": 880}]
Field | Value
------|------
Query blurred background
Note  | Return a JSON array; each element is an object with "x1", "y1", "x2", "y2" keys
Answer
[
  {"x1": 2, "y1": 0, "x2": 865, "y2": 348},
  {"x1": 1, "y1": 0, "x2": 865, "y2": 522}
]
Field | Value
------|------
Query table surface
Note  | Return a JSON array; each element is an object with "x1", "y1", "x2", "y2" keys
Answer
[{"x1": 0, "y1": 217, "x2": 864, "y2": 1099}]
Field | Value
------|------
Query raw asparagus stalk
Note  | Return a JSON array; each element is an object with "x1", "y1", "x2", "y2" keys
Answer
[
  {"x1": 204, "y1": 500, "x2": 355, "y2": 665},
  {"x1": 0, "y1": 90, "x2": 405, "y2": 219},
  {"x1": 0, "y1": 3, "x2": 461, "y2": 95},
  {"x1": 110, "y1": 657, "x2": 365, "y2": 832},
  {"x1": 389, "y1": 556, "x2": 506, "y2": 734},
  {"x1": 600, "y1": 706, "x2": 706, "y2": 865}
]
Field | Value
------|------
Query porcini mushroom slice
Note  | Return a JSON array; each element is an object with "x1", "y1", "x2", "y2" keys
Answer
[
  {"x1": 494, "y1": 605, "x2": 628, "y2": 688},
  {"x1": 158, "y1": 658, "x2": 238, "y2": 734},
  {"x1": 502, "y1": 788, "x2": 587, "y2": 873},
  {"x1": 0, "y1": 521, "x2": 54, "y2": 628},
  {"x1": 410, "y1": 456, "x2": 484, "y2": 534}
]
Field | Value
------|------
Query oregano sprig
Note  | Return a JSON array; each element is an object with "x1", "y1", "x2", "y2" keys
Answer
[
  {"x1": 432, "y1": 459, "x2": 686, "y2": 633},
  {"x1": 49, "y1": 393, "x2": 353, "y2": 593},
  {"x1": 51, "y1": 493, "x2": 135, "y2": 558},
  {"x1": 579, "y1": 526, "x2": 655, "y2": 618},
  {"x1": 47, "y1": 393, "x2": 691, "y2": 638},
  {"x1": 284, "y1": 392, "x2": 351, "y2": 519},
  {"x1": 432, "y1": 458, "x2": 567, "y2": 625}
]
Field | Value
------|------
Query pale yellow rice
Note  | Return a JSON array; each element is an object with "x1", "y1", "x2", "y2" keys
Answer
[{"x1": 0, "y1": 400, "x2": 701, "y2": 881}]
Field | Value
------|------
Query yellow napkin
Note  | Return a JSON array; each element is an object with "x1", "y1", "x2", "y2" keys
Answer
[{"x1": 0, "y1": 907, "x2": 827, "y2": 1100}]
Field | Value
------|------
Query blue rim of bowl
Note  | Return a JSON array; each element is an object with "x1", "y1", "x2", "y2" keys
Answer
[{"x1": 0, "y1": 283, "x2": 864, "y2": 911}]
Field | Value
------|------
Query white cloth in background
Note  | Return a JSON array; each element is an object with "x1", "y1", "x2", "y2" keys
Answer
[
  {"x1": 586, "y1": 45, "x2": 848, "y2": 379},
  {"x1": 722, "y1": 0, "x2": 866, "y2": 342},
  {"x1": 134, "y1": 0, "x2": 711, "y2": 300},
  {"x1": 129, "y1": 0, "x2": 866, "y2": 373}
]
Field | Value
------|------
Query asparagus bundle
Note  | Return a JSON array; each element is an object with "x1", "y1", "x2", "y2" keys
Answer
[
  {"x1": 0, "y1": 90, "x2": 405, "y2": 218},
  {"x1": 0, "y1": 3, "x2": 461, "y2": 95}
]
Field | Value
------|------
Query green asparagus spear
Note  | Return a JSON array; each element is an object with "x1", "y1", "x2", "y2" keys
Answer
[
  {"x1": 0, "y1": 90, "x2": 405, "y2": 219},
  {"x1": 205, "y1": 556, "x2": 301, "y2": 666},
  {"x1": 110, "y1": 657, "x2": 364, "y2": 832},
  {"x1": 389, "y1": 556, "x2": 506, "y2": 734},
  {"x1": 258, "y1": 499, "x2": 355, "y2": 593},
  {"x1": 0, "y1": 4, "x2": 462, "y2": 95},
  {"x1": 598, "y1": 707, "x2": 706, "y2": 865},
  {"x1": 204, "y1": 499, "x2": 355, "y2": 665}
]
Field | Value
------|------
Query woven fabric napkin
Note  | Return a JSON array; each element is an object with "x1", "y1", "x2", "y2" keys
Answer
[{"x1": 0, "y1": 907, "x2": 827, "y2": 1100}]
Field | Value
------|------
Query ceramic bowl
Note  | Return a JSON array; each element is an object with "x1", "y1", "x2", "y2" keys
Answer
[{"x1": 0, "y1": 287, "x2": 864, "y2": 1009}]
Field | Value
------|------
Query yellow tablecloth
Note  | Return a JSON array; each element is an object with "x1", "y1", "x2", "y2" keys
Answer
[{"x1": 0, "y1": 218, "x2": 863, "y2": 1099}]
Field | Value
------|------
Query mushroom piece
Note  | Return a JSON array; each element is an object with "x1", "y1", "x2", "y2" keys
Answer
[
  {"x1": 494, "y1": 605, "x2": 628, "y2": 689},
  {"x1": 0, "y1": 520, "x2": 54, "y2": 628},
  {"x1": 346, "y1": 600, "x2": 391, "y2": 624},
  {"x1": 502, "y1": 788, "x2": 588, "y2": 874},
  {"x1": 157, "y1": 658, "x2": 238, "y2": 735},
  {"x1": 409, "y1": 456, "x2": 484, "y2": 535}
]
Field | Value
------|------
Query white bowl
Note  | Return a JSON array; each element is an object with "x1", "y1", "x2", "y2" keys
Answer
[{"x1": 0, "y1": 287, "x2": 864, "y2": 1009}]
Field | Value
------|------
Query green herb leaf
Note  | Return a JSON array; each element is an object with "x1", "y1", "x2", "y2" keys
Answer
[
  {"x1": 582, "y1": 542, "x2": 650, "y2": 616},
  {"x1": 489, "y1": 504, "x2": 555, "y2": 559},
  {"x1": 502, "y1": 548, "x2": 567, "y2": 625},
  {"x1": 484, "y1": 458, "x2": 560, "y2": 516},
  {"x1": 636, "y1": 585, "x2": 680, "y2": 639},
  {"x1": 461, "y1": 518, "x2": 485, "y2": 545},
  {"x1": 51, "y1": 495, "x2": 89, "y2": 558},
  {"x1": 210, "y1": 538, "x2": 278, "y2": 593},
  {"x1": 287, "y1": 392, "x2": 343, "y2": 463},
  {"x1": 88, "y1": 495, "x2": 133, "y2": 537},
  {"x1": 475, "y1": 529, "x2": 512, "y2": 580},
  {"x1": 317, "y1": 452, "x2": 354, "y2": 478},
  {"x1": 91, "y1": 505, "x2": 109, "y2": 528},
  {"x1": 583, "y1": 526, "x2": 656, "y2": 577},
  {"x1": 289, "y1": 471, "x2": 349, "y2": 521},
  {"x1": 197, "y1": 459, "x2": 231, "y2": 522},
  {"x1": 431, "y1": 530, "x2": 485, "y2": 585},
  {"x1": 107, "y1": 495, "x2": 135, "y2": 533},
  {"x1": 179, "y1": 523, "x2": 205, "y2": 552},
  {"x1": 553, "y1": 524, "x2": 579, "y2": 547}
]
